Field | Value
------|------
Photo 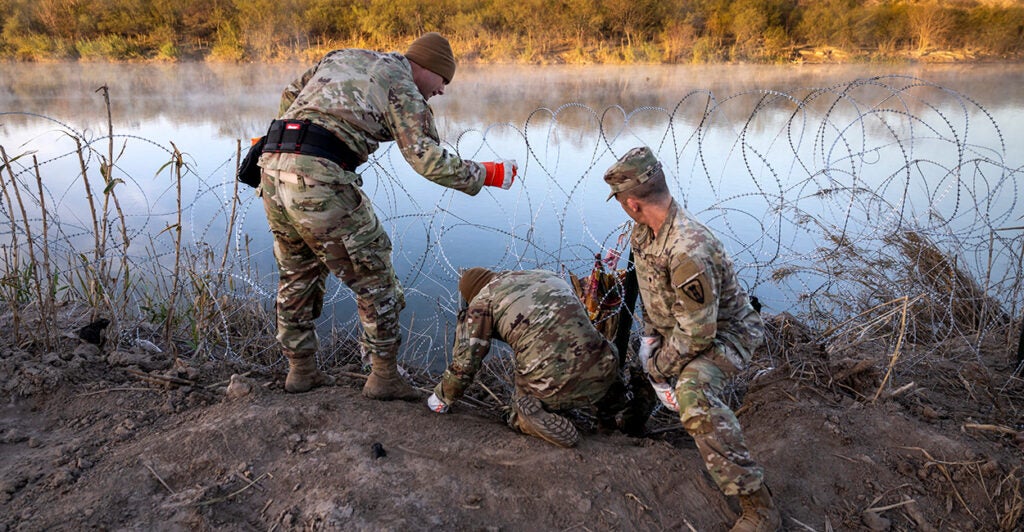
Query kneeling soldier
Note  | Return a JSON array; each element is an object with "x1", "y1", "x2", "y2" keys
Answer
[
  {"x1": 604, "y1": 146, "x2": 780, "y2": 532},
  {"x1": 427, "y1": 268, "x2": 628, "y2": 447}
]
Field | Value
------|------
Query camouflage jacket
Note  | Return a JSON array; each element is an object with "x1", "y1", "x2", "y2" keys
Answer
[
  {"x1": 259, "y1": 48, "x2": 485, "y2": 194},
  {"x1": 435, "y1": 270, "x2": 617, "y2": 409},
  {"x1": 632, "y1": 199, "x2": 764, "y2": 373}
]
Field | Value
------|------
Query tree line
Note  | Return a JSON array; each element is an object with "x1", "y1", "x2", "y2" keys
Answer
[{"x1": 2, "y1": 0, "x2": 1023, "y2": 63}]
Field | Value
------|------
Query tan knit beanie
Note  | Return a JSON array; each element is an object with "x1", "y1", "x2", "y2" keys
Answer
[
  {"x1": 405, "y1": 32, "x2": 456, "y2": 84},
  {"x1": 459, "y1": 267, "x2": 496, "y2": 304}
]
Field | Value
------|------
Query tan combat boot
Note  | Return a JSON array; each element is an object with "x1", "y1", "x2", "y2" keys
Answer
[
  {"x1": 363, "y1": 352, "x2": 421, "y2": 401},
  {"x1": 284, "y1": 354, "x2": 333, "y2": 393},
  {"x1": 731, "y1": 484, "x2": 781, "y2": 532},
  {"x1": 508, "y1": 395, "x2": 580, "y2": 448}
]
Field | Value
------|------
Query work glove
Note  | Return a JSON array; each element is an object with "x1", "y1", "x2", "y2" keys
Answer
[
  {"x1": 482, "y1": 159, "x2": 517, "y2": 189},
  {"x1": 427, "y1": 392, "x2": 450, "y2": 413},
  {"x1": 637, "y1": 335, "x2": 661, "y2": 369},
  {"x1": 648, "y1": 380, "x2": 680, "y2": 412},
  {"x1": 636, "y1": 335, "x2": 679, "y2": 411}
]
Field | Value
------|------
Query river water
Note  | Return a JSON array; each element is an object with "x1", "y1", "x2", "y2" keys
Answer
[{"x1": 2, "y1": 62, "x2": 1022, "y2": 367}]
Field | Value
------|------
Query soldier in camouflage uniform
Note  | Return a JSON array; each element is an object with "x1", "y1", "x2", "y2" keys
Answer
[
  {"x1": 604, "y1": 147, "x2": 781, "y2": 532},
  {"x1": 258, "y1": 33, "x2": 517, "y2": 398},
  {"x1": 426, "y1": 268, "x2": 628, "y2": 448}
]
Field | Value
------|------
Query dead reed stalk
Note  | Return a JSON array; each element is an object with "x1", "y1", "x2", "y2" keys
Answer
[
  {"x1": 222, "y1": 139, "x2": 241, "y2": 278},
  {"x1": 1, "y1": 146, "x2": 47, "y2": 349},
  {"x1": 32, "y1": 155, "x2": 55, "y2": 346},
  {"x1": 94, "y1": 85, "x2": 132, "y2": 324},
  {"x1": 158, "y1": 142, "x2": 185, "y2": 355},
  {"x1": 72, "y1": 136, "x2": 103, "y2": 313},
  {"x1": 0, "y1": 148, "x2": 24, "y2": 344}
]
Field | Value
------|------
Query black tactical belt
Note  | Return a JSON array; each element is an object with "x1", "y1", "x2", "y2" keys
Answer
[{"x1": 262, "y1": 119, "x2": 361, "y2": 171}]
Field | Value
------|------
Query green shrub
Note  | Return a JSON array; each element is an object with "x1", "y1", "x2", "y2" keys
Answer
[
  {"x1": 8, "y1": 34, "x2": 76, "y2": 61},
  {"x1": 208, "y1": 22, "x2": 246, "y2": 62},
  {"x1": 691, "y1": 35, "x2": 724, "y2": 64},
  {"x1": 76, "y1": 35, "x2": 143, "y2": 61},
  {"x1": 155, "y1": 41, "x2": 179, "y2": 61}
]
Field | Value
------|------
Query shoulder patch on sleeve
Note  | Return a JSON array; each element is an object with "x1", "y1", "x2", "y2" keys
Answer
[{"x1": 671, "y1": 259, "x2": 707, "y2": 306}]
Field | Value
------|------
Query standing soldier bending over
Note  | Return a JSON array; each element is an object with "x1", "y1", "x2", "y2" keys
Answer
[
  {"x1": 258, "y1": 33, "x2": 517, "y2": 398},
  {"x1": 603, "y1": 147, "x2": 780, "y2": 532},
  {"x1": 427, "y1": 268, "x2": 631, "y2": 447}
]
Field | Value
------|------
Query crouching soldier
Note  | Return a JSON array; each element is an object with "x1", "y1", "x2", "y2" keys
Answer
[
  {"x1": 426, "y1": 268, "x2": 630, "y2": 447},
  {"x1": 604, "y1": 146, "x2": 780, "y2": 532}
]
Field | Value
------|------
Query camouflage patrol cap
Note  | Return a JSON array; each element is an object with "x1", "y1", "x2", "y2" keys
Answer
[
  {"x1": 405, "y1": 32, "x2": 456, "y2": 84},
  {"x1": 602, "y1": 146, "x2": 663, "y2": 201}
]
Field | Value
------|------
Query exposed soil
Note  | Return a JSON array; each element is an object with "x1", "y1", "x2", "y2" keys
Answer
[{"x1": 1, "y1": 310, "x2": 1022, "y2": 531}]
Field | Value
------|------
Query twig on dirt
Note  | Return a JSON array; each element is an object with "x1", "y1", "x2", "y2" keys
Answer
[
  {"x1": 269, "y1": 510, "x2": 286, "y2": 532},
  {"x1": 260, "y1": 498, "x2": 273, "y2": 518},
  {"x1": 455, "y1": 393, "x2": 494, "y2": 410},
  {"x1": 787, "y1": 516, "x2": 822, "y2": 531},
  {"x1": 902, "y1": 495, "x2": 937, "y2": 532},
  {"x1": 900, "y1": 447, "x2": 979, "y2": 522},
  {"x1": 962, "y1": 423, "x2": 1018, "y2": 435},
  {"x1": 144, "y1": 463, "x2": 175, "y2": 495},
  {"x1": 645, "y1": 425, "x2": 684, "y2": 436},
  {"x1": 745, "y1": 372, "x2": 791, "y2": 394},
  {"x1": 125, "y1": 368, "x2": 195, "y2": 387},
  {"x1": 195, "y1": 472, "x2": 268, "y2": 507},
  {"x1": 338, "y1": 371, "x2": 369, "y2": 380},
  {"x1": 885, "y1": 381, "x2": 916, "y2": 398},
  {"x1": 957, "y1": 373, "x2": 978, "y2": 401},
  {"x1": 799, "y1": 384, "x2": 839, "y2": 404},
  {"x1": 872, "y1": 295, "x2": 910, "y2": 403},
  {"x1": 234, "y1": 471, "x2": 267, "y2": 492},
  {"x1": 625, "y1": 492, "x2": 650, "y2": 511},
  {"x1": 832, "y1": 359, "x2": 875, "y2": 385},
  {"x1": 663, "y1": 518, "x2": 699, "y2": 532},
  {"x1": 205, "y1": 371, "x2": 253, "y2": 389},
  {"x1": 478, "y1": 381, "x2": 503, "y2": 405},
  {"x1": 835, "y1": 382, "x2": 867, "y2": 401},
  {"x1": 865, "y1": 498, "x2": 916, "y2": 513},
  {"x1": 996, "y1": 467, "x2": 1023, "y2": 530},
  {"x1": 76, "y1": 387, "x2": 158, "y2": 396}
]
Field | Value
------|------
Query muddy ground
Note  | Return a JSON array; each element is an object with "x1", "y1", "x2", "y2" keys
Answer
[{"x1": 1, "y1": 312, "x2": 1022, "y2": 531}]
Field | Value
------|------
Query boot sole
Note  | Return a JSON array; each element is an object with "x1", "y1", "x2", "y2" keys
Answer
[{"x1": 513, "y1": 396, "x2": 580, "y2": 448}]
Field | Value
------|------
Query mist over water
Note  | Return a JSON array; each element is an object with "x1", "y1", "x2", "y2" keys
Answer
[
  {"x1": 2, "y1": 63, "x2": 1022, "y2": 368},
  {"x1": 5, "y1": 62, "x2": 1023, "y2": 136}
]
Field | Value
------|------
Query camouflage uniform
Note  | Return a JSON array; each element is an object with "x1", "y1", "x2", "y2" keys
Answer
[
  {"x1": 258, "y1": 48, "x2": 486, "y2": 361},
  {"x1": 433, "y1": 270, "x2": 619, "y2": 412},
  {"x1": 607, "y1": 147, "x2": 767, "y2": 497}
]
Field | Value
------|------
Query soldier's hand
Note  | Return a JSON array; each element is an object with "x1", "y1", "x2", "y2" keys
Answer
[
  {"x1": 482, "y1": 159, "x2": 517, "y2": 189},
  {"x1": 637, "y1": 335, "x2": 661, "y2": 369},
  {"x1": 427, "y1": 392, "x2": 450, "y2": 413},
  {"x1": 648, "y1": 379, "x2": 680, "y2": 412}
]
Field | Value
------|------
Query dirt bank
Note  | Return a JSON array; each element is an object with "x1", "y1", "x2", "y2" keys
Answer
[{"x1": 1, "y1": 314, "x2": 1022, "y2": 531}]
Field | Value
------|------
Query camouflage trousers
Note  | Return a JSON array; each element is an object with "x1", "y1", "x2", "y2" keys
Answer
[
  {"x1": 675, "y1": 341, "x2": 765, "y2": 496},
  {"x1": 260, "y1": 169, "x2": 405, "y2": 359},
  {"x1": 527, "y1": 341, "x2": 619, "y2": 413}
]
